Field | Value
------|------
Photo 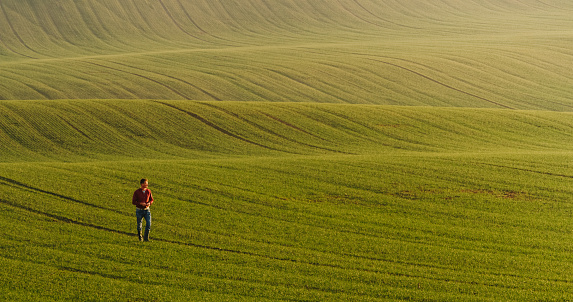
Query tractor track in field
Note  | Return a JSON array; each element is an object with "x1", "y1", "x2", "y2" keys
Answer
[
  {"x1": 336, "y1": 0, "x2": 385, "y2": 29},
  {"x1": 73, "y1": 0, "x2": 130, "y2": 52},
  {"x1": 107, "y1": 60, "x2": 222, "y2": 101},
  {"x1": 362, "y1": 57, "x2": 515, "y2": 109},
  {"x1": 0, "y1": 251, "x2": 169, "y2": 287},
  {"x1": 82, "y1": 60, "x2": 190, "y2": 100},
  {"x1": 0, "y1": 175, "x2": 124, "y2": 215},
  {"x1": 296, "y1": 47, "x2": 517, "y2": 108},
  {"x1": 0, "y1": 198, "x2": 129, "y2": 235},
  {"x1": 0, "y1": 1, "x2": 39, "y2": 59},
  {"x1": 0, "y1": 198, "x2": 544, "y2": 289},
  {"x1": 346, "y1": 0, "x2": 421, "y2": 29},
  {"x1": 154, "y1": 101, "x2": 287, "y2": 153},
  {"x1": 264, "y1": 67, "x2": 347, "y2": 103},
  {"x1": 157, "y1": 0, "x2": 211, "y2": 44},
  {"x1": 171, "y1": 0, "x2": 236, "y2": 46},
  {"x1": 0, "y1": 30, "x2": 35, "y2": 59},
  {"x1": 0, "y1": 196, "x2": 540, "y2": 293},
  {"x1": 477, "y1": 163, "x2": 573, "y2": 179},
  {"x1": 198, "y1": 102, "x2": 350, "y2": 154},
  {"x1": 157, "y1": 0, "x2": 235, "y2": 46},
  {"x1": 0, "y1": 71, "x2": 54, "y2": 99}
]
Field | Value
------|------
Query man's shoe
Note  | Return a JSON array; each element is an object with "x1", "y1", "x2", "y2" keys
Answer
[{"x1": 143, "y1": 230, "x2": 150, "y2": 242}]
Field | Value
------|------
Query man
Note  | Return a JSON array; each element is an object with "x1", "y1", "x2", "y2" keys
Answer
[{"x1": 132, "y1": 178, "x2": 154, "y2": 241}]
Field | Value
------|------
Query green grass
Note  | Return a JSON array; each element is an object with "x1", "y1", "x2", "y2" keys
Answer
[
  {"x1": 1, "y1": 0, "x2": 573, "y2": 109},
  {"x1": 2, "y1": 0, "x2": 573, "y2": 300},
  {"x1": 1, "y1": 100, "x2": 572, "y2": 162},
  {"x1": 1, "y1": 100, "x2": 573, "y2": 301},
  {"x1": 2, "y1": 152, "x2": 573, "y2": 301}
]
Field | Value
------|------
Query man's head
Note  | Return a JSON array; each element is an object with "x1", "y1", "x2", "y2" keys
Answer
[{"x1": 140, "y1": 178, "x2": 148, "y2": 190}]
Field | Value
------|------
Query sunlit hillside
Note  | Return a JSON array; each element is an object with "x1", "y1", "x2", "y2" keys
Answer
[
  {"x1": 1, "y1": 100, "x2": 572, "y2": 162},
  {"x1": 3, "y1": 1, "x2": 573, "y2": 301},
  {"x1": 1, "y1": 100, "x2": 573, "y2": 301},
  {"x1": 1, "y1": 0, "x2": 572, "y2": 109}
]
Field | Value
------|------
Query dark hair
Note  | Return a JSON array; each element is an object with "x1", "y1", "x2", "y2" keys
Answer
[{"x1": 140, "y1": 178, "x2": 148, "y2": 185}]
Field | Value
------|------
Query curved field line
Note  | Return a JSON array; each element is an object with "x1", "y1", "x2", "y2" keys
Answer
[
  {"x1": 311, "y1": 106, "x2": 388, "y2": 143},
  {"x1": 437, "y1": 52, "x2": 573, "y2": 110},
  {"x1": 153, "y1": 101, "x2": 284, "y2": 152},
  {"x1": 295, "y1": 0, "x2": 344, "y2": 27},
  {"x1": 495, "y1": 47, "x2": 573, "y2": 81},
  {"x1": 0, "y1": 2, "x2": 39, "y2": 59},
  {"x1": 0, "y1": 29, "x2": 35, "y2": 59},
  {"x1": 38, "y1": 175, "x2": 535, "y2": 293},
  {"x1": 210, "y1": 67, "x2": 286, "y2": 102},
  {"x1": 362, "y1": 56, "x2": 515, "y2": 109},
  {"x1": 82, "y1": 0, "x2": 144, "y2": 51},
  {"x1": 82, "y1": 60, "x2": 190, "y2": 99},
  {"x1": 0, "y1": 197, "x2": 132, "y2": 235},
  {"x1": 0, "y1": 193, "x2": 560, "y2": 294},
  {"x1": 28, "y1": 2, "x2": 78, "y2": 51},
  {"x1": 59, "y1": 116, "x2": 93, "y2": 141},
  {"x1": 255, "y1": 0, "x2": 313, "y2": 36},
  {"x1": 209, "y1": 1, "x2": 266, "y2": 39},
  {"x1": 0, "y1": 196, "x2": 432, "y2": 287},
  {"x1": 261, "y1": 112, "x2": 325, "y2": 140},
  {"x1": 172, "y1": 0, "x2": 235, "y2": 45},
  {"x1": 478, "y1": 162, "x2": 573, "y2": 179},
  {"x1": 107, "y1": 60, "x2": 222, "y2": 101},
  {"x1": 0, "y1": 69, "x2": 55, "y2": 99},
  {"x1": 163, "y1": 168, "x2": 565, "y2": 291},
  {"x1": 70, "y1": 0, "x2": 128, "y2": 52},
  {"x1": 0, "y1": 175, "x2": 123, "y2": 214},
  {"x1": 50, "y1": 61, "x2": 144, "y2": 99},
  {"x1": 534, "y1": 0, "x2": 567, "y2": 10},
  {"x1": 334, "y1": 0, "x2": 386, "y2": 29},
  {"x1": 264, "y1": 67, "x2": 347, "y2": 103},
  {"x1": 157, "y1": 0, "x2": 212, "y2": 44},
  {"x1": 346, "y1": 0, "x2": 422, "y2": 29},
  {"x1": 199, "y1": 102, "x2": 349, "y2": 154},
  {"x1": 296, "y1": 47, "x2": 469, "y2": 106}
]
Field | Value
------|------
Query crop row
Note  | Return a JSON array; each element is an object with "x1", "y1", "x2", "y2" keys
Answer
[
  {"x1": 1, "y1": 100, "x2": 573, "y2": 162},
  {"x1": 2, "y1": 0, "x2": 570, "y2": 59},
  {"x1": 1, "y1": 152, "x2": 572, "y2": 300},
  {"x1": 1, "y1": 1, "x2": 572, "y2": 109}
]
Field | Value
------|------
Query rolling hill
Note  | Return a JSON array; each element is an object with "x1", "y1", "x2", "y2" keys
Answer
[
  {"x1": 0, "y1": 0, "x2": 572, "y2": 109},
  {"x1": 1, "y1": 100, "x2": 573, "y2": 301},
  {"x1": 1, "y1": 100, "x2": 572, "y2": 162},
  {"x1": 2, "y1": 1, "x2": 573, "y2": 301}
]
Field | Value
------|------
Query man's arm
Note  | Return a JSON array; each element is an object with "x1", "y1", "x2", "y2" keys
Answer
[
  {"x1": 147, "y1": 191, "x2": 154, "y2": 206},
  {"x1": 132, "y1": 191, "x2": 138, "y2": 206}
]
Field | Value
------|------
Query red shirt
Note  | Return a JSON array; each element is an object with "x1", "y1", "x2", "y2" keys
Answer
[{"x1": 132, "y1": 188, "x2": 154, "y2": 209}]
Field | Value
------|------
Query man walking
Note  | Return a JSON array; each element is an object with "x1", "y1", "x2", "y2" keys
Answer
[{"x1": 132, "y1": 178, "x2": 153, "y2": 241}]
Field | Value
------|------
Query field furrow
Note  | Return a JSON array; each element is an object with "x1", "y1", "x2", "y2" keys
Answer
[
  {"x1": 0, "y1": 0, "x2": 571, "y2": 108},
  {"x1": 2, "y1": 149, "x2": 573, "y2": 300},
  {"x1": 2, "y1": 1, "x2": 573, "y2": 300}
]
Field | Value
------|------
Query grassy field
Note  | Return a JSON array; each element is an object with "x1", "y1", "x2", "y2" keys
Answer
[
  {"x1": 1, "y1": 0, "x2": 573, "y2": 109},
  {"x1": 1, "y1": 100, "x2": 573, "y2": 301},
  {"x1": 3, "y1": 152, "x2": 573, "y2": 301},
  {"x1": 2, "y1": 0, "x2": 573, "y2": 301},
  {"x1": 1, "y1": 100, "x2": 572, "y2": 161}
]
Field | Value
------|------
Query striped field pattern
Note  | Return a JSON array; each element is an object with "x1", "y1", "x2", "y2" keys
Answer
[
  {"x1": 0, "y1": 0, "x2": 572, "y2": 109},
  {"x1": 1, "y1": 101, "x2": 573, "y2": 300},
  {"x1": 2, "y1": 1, "x2": 573, "y2": 301}
]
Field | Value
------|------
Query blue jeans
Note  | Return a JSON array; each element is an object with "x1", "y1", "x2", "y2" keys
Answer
[{"x1": 136, "y1": 208, "x2": 151, "y2": 232}]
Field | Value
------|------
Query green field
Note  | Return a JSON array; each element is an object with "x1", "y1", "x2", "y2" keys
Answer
[
  {"x1": 1, "y1": 0, "x2": 573, "y2": 301},
  {"x1": 1, "y1": 0, "x2": 573, "y2": 109}
]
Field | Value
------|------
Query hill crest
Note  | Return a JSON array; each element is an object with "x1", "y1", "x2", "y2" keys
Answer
[
  {"x1": 1, "y1": 100, "x2": 571, "y2": 162},
  {"x1": 0, "y1": 1, "x2": 572, "y2": 109}
]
